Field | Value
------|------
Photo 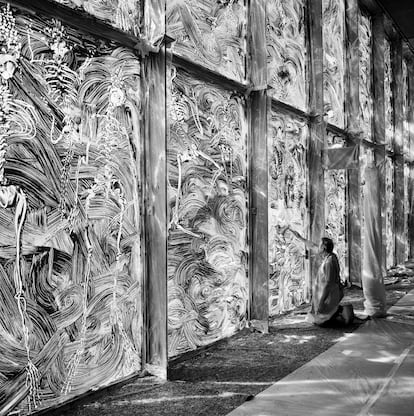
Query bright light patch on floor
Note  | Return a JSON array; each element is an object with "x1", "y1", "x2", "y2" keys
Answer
[
  {"x1": 281, "y1": 334, "x2": 316, "y2": 344},
  {"x1": 97, "y1": 392, "x2": 247, "y2": 406}
]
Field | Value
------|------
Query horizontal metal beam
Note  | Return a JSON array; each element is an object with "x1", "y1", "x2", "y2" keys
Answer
[
  {"x1": 270, "y1": 98, "x2": 311, "y2": 122},
  {"x1": 169, "y1": 52, "x2": 249, "y2": 93},
  {"x1": 5, "y1": 0, "x2": 161, "y2": 56}
]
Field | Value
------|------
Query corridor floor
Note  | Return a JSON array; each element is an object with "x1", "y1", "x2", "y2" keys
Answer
[{"x1": 37, "y1": 264, "x2": 414, "y2": 416}]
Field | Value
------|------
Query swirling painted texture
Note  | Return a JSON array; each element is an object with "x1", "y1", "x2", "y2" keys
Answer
[
  {"x1": 360, "y1": 143, "x2": 371, "y2": 272},
  {"x1": 359, "y1": 11, "x2": 373, "y2": 140},
  {"x1": 404, "y1": 164, "x2": 409, "y2": 259},
  {"x1": 266, "y1": 0, "x2": 307, "y2": 110},
  {"x1": 0, "y1": 6, "x2": 142, "y2": 414},
  {"x1": 403, "y1": 60, "x2": 409, "y2": 156},
  {"x1": 403, "y1": 60, "x2": 409, "y2": 260},
  {"x1": 51, "y1": 0, "x2": 141, "y2": 36},
  {"x1": 325, "y1": 133, "x2": 348, "y2": 281},
  {"x1": 385, "y1": 40, "x2": 394, "y2": 150},
  {"x1": 385, "y1": 156, "x2": 395, "y2": 268},
  {"x1": 359, "y1": 12, "x2": 373, "y2": 270},
  {"x1": 384, "y1": 40, "x2": 395, "y2": 268},
  {"x1": 322, "y1": 0, "x2": 345, "y2": 128},
  {"x1": 167, "y1": 68, "x2": 248, "y2": 357},
  {"x1": 268, "y1": 111, "x2": 308, "y2": 315},
  {"x1": 167, "y1": 0, "x2": 247, "y2": 82}
]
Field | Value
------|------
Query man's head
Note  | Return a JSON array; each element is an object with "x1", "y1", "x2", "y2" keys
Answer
[{"x1": 320, "y1": 237, "x2": 334, "y2": 255}]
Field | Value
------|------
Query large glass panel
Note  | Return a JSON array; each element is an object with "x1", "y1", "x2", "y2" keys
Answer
[
  {"x1": 403, "y1": 60, "x2": 410, "y2": 157},
  {"x1": 0, "y1": 5, "x2": 143, "y2": 414},
  {"x1": 266, "y1": 0, "x2": 307, "y2": 110},
  {"x1": 403, "y1": 59, "x2": 409, "y2": 261},
  {"x1": 385, "y1": 40, "x2": 394, "y2": 151},
  {"x1": 323, "y1": 0, "x2": 346, "y2": 128},
  {"x1": 325, "y1": 132, "x2": 348, "y2": 282},
  {"x1": 384, "y1": 39, "x2": 395, "y2": 268},
  {"x1": 359, "y1": 11, "x2": 373, "y2": 140},
  {"x1": 268, "y1": 111, "x2": 308, "y2": 315},
  {"x1": 167, "y1": 0, "x2": 247, "y2": 82},
  {"x1": 359, "y1": 11, "x2": 373, "y2": 277},
  {"x1": 52, "y1": 0, "x2": 141, "y2": 35},
  {"x1": 404, "y1": 164, "x2": 409, "y2": 261},
  {"x1": 385, "y1": 156, "x2": 395, "y2": 268},
  {"x1": 167, "y1": 67, "x2": 248, "y2": 357}
]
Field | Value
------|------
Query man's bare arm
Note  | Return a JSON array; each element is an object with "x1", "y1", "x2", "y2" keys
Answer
[{"x1": 283, "y1": 225, "x2": 319, "y2": 252}]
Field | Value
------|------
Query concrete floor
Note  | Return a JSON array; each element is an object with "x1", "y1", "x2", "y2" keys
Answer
[{"x1": 227, "y1": 290, "x2": 414, "y2": 416}]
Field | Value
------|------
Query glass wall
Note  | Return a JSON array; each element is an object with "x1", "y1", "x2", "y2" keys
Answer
[
  {"x1": 167, "y1": 68, "x2": 248, "y2": 356},
  {"x1": 268, "y1": 111, "x2": 309, "y2": 315},
  {"x1": 0, "y1": 5, "x2": 143, "y2": 413}
]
